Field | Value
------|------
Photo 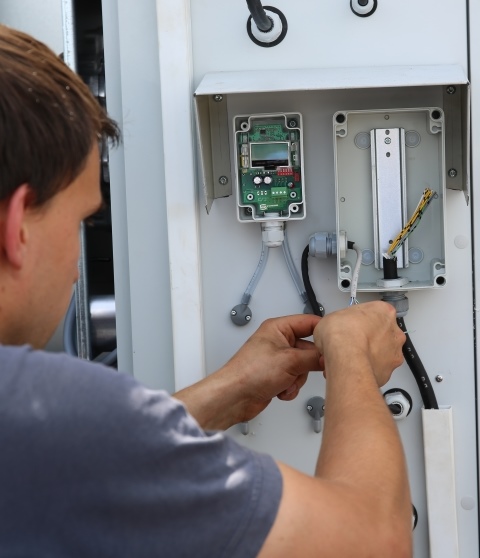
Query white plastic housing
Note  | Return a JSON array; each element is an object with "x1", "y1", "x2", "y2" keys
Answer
[
  {"x1": 233, "y1": 112, "x2": 306, "y2": 223},
  {"x1": 422, "y1": 407, "x2": 459, "y2": 558},
  {"x1": 333, "y1": 107, "x2": 447, "y2": 292}
]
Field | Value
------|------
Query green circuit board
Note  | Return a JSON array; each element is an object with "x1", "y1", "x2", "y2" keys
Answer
[{"x1": 237, "y1": 120, "x2": 303, "y2": 216}]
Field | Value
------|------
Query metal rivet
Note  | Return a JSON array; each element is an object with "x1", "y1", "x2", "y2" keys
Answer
[
  {"x1": 446, "y1": 85, "x2": 456, "y2": 95},
  {"x1": 435, "y1": 375, "x2": 443, "y2": 383},
  {"x1": 448, "y1": 168, "x2": 458, "y2": 178},
  {"x1": 213, "y1": 94, "x2": 223, "y2": 102},
  {"x1": 219, "y1": 176, "x2": 229, "y2": 185}
]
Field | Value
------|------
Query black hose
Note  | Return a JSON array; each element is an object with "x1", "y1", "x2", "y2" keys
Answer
[
  {"x1": 246, "y1": 0, "x2": 273, "y2": 32},
  {"x1": 301, "y1": 245, "x2": 325, "y2": 317},
  {"x1": 397, "y1": 317, "x2": 439, "y2": 410}
]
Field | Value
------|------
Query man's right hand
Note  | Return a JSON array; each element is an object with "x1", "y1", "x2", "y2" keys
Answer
[
  {"x1": 313, "y1": 301, "x2": 405, "y2": 387},
  {"x1": 259, "y1": 301, "x2": 412, "y2": 558}
]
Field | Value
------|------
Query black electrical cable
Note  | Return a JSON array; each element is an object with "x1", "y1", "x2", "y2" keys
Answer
[
  {"x1": 397, "y1": 317, "x2": 439, "y2": 410},
  {"x1": 246, "y1": 0, "x2": 273, "y2": 32},
  {"x1": 381, "y1": 256, "x2": 438, "y2": 409},
  {"x1": 388, "y1": 403, "x2": 403, "y2": 415},
  {"x1": 301, "y1": 245, "x2": 325, "y2": 317}
]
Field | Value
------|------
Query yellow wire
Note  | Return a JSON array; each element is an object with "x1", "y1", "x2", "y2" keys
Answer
[{"x1": 388, "y1": 188, "x2": 435, "y2": 256}]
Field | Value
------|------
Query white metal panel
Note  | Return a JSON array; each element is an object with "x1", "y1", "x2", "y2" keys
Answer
[
  {"x1": 195, "y1": 65, "x2": 468, "y2": 95},
  {"x1": 155, "y1": 0, "x2": 206, "y2": 390},
  {"x1": 103, "y1": 0, "x2": 176, "y2": 390},
  {"x1": 190, "y1": 0, "x2": 468, "y2": 82},
  {"x1": 188, "y1": 4, "x2": 477, "y2": 557}
]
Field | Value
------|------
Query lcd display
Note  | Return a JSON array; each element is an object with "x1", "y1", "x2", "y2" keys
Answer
[{"x1": 250, "y1": 142, "x2": 289, "y2": 168}]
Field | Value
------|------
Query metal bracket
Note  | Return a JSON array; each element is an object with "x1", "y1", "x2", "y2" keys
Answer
[{"x1": 306, "y1": 396, "x2": 325, "y2": 433}]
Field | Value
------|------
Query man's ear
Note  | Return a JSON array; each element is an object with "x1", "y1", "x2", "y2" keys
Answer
[{"x1": 2, "y1": 184, "x2": 32, "y2": 270}]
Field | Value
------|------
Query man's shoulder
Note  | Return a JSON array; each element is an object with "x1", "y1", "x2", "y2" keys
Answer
[{"x1": 0, "y1": 344, "x2": 180, "y2": 429}]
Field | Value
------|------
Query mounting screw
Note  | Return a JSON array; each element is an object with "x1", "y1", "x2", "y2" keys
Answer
[
  {"x1": 219, "y1": 176, "x2": 229, "y2": 185},
  {"x1": 288, "y1": 119, "x2": 298, "y2": 128},
  {"x1": 446, "y1": 86, "x2": 456, "y2": 95},
  {"x1": 384, "y1": 138, "x2": 391, "y2": 144},
  {"x1": 213, "y1": 94, "x2": 223, "y2": 102},
  {"x1": 307, "y1": 405, "x2": 313, "y2": 412},
  {"x1": 448, "y1": 168, "x2": 458, "y2": 178},
  {"x1": 230, "y1": 309, "x2": 237, "y2": 316},
  {"x1": 245, "y1": 315, "x2": 252, "y2": 322},
  {"x1": 435, "y1": 375, "x2": 444, "y2": 383}
]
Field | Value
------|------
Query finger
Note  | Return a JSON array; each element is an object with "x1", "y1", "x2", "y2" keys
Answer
[
  {"x1": 295, "y1": 338, "x2": 319, "y2": 351},
  {"x1": 287, "y1": 347, "x2": 323, "y2": 373},
  {"x1": 277, "y1": 373, "x2": 309, "y2": 401},
  {"x1": 275, "y1": 314, "x2": 322, "y2": 342}
]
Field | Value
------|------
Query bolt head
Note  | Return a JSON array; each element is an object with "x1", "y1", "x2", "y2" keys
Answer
[
  {"x1": 230, "y1": 310, "x2": 237, "y2": 316},
  {"x1": 307, "y1": 405, "x2": 313, "y2": 411},
  {"x1": 448, "y1": 168, "x2": 458, "y2": 178},
  {"x1": 435, "y1": 375, "x2": 443, "y2": 383},
  {"x1": 219, "y1": 176, "x2": 229, "y2": 185},
  {"x1": 245, "y1": 315, "x2": 251, "y2": 322},
  {"x1": 288, "y1": 119, "x2": 298, "y2": 128},
  {"x1": 384, "y1": 138, "x2": 391, "y2": 144},
  {"x1": 213, "y1": 94, "x2": 223, "y2": 102},
  {"x1": 446, "y1": 86, "x2": 456, "y2": 95}
]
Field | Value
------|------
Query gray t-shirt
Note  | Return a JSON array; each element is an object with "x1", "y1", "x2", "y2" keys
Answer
[{"x1": 0, "y1": 346, "x2": 282, "y2": 557}]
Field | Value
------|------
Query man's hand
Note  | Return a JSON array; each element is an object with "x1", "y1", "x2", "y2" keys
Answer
[
  {"x1": 174, "y1": 314, "x2": 322, "y2": 430},
  {"x1": 313, "y1": 301, "x2": 405, "y2": 387},
  {"x1": 258, "y1": 302, "x2": 412, "y2": 558}
]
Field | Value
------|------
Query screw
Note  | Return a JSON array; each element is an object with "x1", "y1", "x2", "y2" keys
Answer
[
  {"x1": 448, "y1": 168, "x2": 457, "y2": 178},
  {"x1": 435, "y1": 375, "x2": 443, "y2": 383},
  {"x1": 288, "y1": 119, "x2": 298, "y2": 128},
  {"x1": 230, "y1": 309, "x2": 237, "y2": 316},
  {"x1": 213, "y1": 94, "x2": 223, "y2": 102},
  {"x1": 245, "y1": 315, "x2": 251, "y2": 321},
  {"x1": 384, "y1": 115, "x2": 390, "y2": 120},
  {"x1": 446, "y1": 85, "x2": 456, "y2": 95},
  {"x1": 322, "y1": 405, "x2": 325, "y2": 411},
  {"x1": 384, "y1": 138, "x2": 391, "y2": 144},
  {"x1": 219, "y1": 176, "x2": 229, "y2": 185},
  {"x1": 307, "y1": 405, "x2": 313, "y2": 412}
]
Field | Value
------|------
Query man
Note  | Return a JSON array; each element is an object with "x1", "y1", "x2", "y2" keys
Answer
[{"x1": 0, "y1": 25, "x2": 412, "y2": 557}]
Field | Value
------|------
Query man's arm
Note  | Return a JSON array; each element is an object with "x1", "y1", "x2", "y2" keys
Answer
[
  {"x1": 258, "y1": 302, "x2": 412, "y2": 558},
  {"x1": 173, "y1": 314, "x2": 322, "y2": 430}
]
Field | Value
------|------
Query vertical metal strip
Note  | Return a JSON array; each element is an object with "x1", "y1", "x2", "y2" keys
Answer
[
  {"x1": 61, "y1": 0, "x2": 92, "y2": 360},
  {"x1": 371, "y1": 127, "x2": 407, "y2": 269}
]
